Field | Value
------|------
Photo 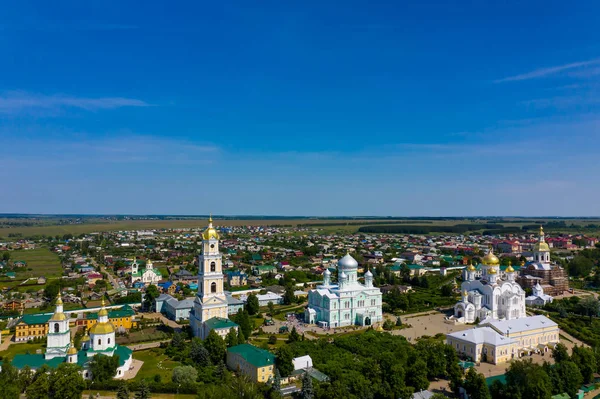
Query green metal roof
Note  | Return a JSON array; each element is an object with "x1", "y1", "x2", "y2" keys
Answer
[
  {"x1": 19, "y1": 314, "x2": 52, "y2": 325},
  {"x1": 551, "y1": 394, "x2": 570, "y2": 399},
  {"x1": 486, "y1": 374, "x2": 506, "y2": 386},
  {"x1": 204, "y1": 317, "x2": 238, "y2": 330},
  {"x1": 12, "y1": 345, "x2": 132, "y2": 370},
  {"x1": 85, "y1": 306, "x2": 135, "y2": 320},
  {"x1": 227, "y1": 344, "x2": 274, "y2": 368}
]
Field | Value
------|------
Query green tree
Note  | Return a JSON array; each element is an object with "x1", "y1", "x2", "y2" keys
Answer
[
  {"x1": 172, "y1": 365, "x2": 198, "y2": 385},
  {"x1": 226, "y1": 327, "x2": 238, "y2": 347},
  {"x1": 50, "y1": 363, "x2": 86, "y2": 399},
  {"x1": 143, "y1": 284, "x2": 160, "y2": 311},
  {"x1": 571, "y1": 345, "x2": 596, "y2": 383},
  {"x1": 276, "y1": 345, "x2": 294, "y2": 377},
  {"x1": 89, "y1": 353, "x2": 120, "y2": 382},
  {"x1": 1, "y1": 251, "x2": 10, "y2": 262},
  {"x1": 569, "y1": 256, "x2": 594, "y2": 277},
  {"x1": 190, "y1": 338, "x2": 211, "y2": 366},
  {"x1": 267, "y1": 301, "x2": 275, "y2": 316},
  {"x1": 441, "y1": 284, "x2": 453, "y2": 297},
  {"x1": 557, "y1": 361, "x2": 583, "y2": 398},
  {"x1": 551, "y1": 342, "x2": 569, "y2": 363},
  {"x1": 300, "y1": 372, "x2": 314, "y2": 399},
  {"x1": 171, "y1": 331, "x2": 185, "y2": 350},
  {"x1": 268, "y1": 334, "x2": 277, "y2": 345},
  {"x1": 234, "y1": 309, "x2": 253, "y2": 339},
  {"x1": 18, "y1": 365, "x2": 34, "y2": 394},
  {"x1": 237, "y1": 327, "x2": 246, "y2": 344},
  {"x1": 205, "y1": 329, "x2": 227, "y2": 364},
  {"x1": 505, "y1": 359, "x2": 552, "y2": 399},
  {"x1": 117, "y1": 381, "x2": 131, "y2": 399},
  {"x1": 134, "y1": 379, "x2": 151, "y2": 399},
  {"x1": 0, "y1": 362, "x2": 20, "y2": 399},
  {"x1": 579, "y1": 296, "x2": 600, "y2": 320},
  {"x1": 246, "y1": 293, "x2": 259, "y2": 315},
  {"x1": 463, "y1": 368, "x2": 491, "y2": 399},
  {"x1": 407, "y1": 358, "x2": 429, "y2": 391},
  {"x1": 287, "y1": 326, "x2": 300, "y2": 343},
  {"x1": 283, "y1": 286, "x2": 296, "y2": 305},
  {"x1": 26, "y1": 367, "x2": 51, "y2": 399}
]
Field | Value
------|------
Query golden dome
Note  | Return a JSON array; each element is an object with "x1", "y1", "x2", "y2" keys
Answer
[
  {"x1": 467, "y1": 263, "x2": 477, "y2": 272},
  {"x1": 463, "y1": 290, "x2": 468, "y2": 296},
  {"x1": 50, "y1": 312, "x2": 67, "y2": 321},
  {"x1": 506, "y1": 265, "x2": 515, "y2": 273},
  {"x1": 82, "y1": 333, "x2": 90, "y2": 342},
  {"x1": 56, "y1": 293, "x2": 63, "y2": 305},
  {"x1": 89, "y1": 321, "x2": 115, "y2": 335},
  {"x1": 482, "y1": 249, "x2": 500, "y2": 266},
  {"x1": 98, "y1": 298, "x2": 108, "y2": 317},
  {"x1": 534, "y1": 242, "x2": 550, "y2": 252},
  {"x1": 488, "y1": 267, "x2": 498, "y2": 275},
  {"x1": 67, "y1": 340, "x2": 77, "y2": 355},
  {"x1": 202, "y1": 215, "x2": 220, "y2": 240}
]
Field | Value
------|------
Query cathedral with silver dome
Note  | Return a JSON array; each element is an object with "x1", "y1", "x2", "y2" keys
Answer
[
  {"x1": 454, "y1": 249, "x2": 526, "y2": 324},
  {"x1": 304, "y1": 253, "x2": 382, "y2": 328}
]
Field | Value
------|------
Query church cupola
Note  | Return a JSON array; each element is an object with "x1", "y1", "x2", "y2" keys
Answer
[
  {"x1": 505, "y1": 261, "x2": 516, "y2": 282},
  {"x1": 467, "y1": 262, "x2": 476, "y2": 281},
  {"x1": 323, "y1": 268, "x2": 331, "y2": 286},
  {"x1": 365, "y1": 269, "x2": 373, "y2": 288},
  {"x1": 488, "y1": 266, "x2": 498, "y2": 284},
  {"x1": 67, "y1": 338, "x2": 78, "y2": 363},
  {"x1": 339, "y1": 271, "x2": 348, "y2": 289},
  {"x1": 533, "y1": 226, "x2": 550, "y2": 263},
  {"x1": 462, "y1": 290, "x2": 469, "y2": 303}
]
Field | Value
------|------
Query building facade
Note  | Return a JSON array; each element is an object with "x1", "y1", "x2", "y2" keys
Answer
[
  {"x1": 518, "y1": 227, "x2": 569, "y2": 296},
  {"x1": 226, "y1": 344, "x2": 275, "y2": 383},
  {"x1": 304, "y1": 254, "x2": 383, "y2": 328},
  {"x1": 190, "y1": 216, "x2": 238, "y2": 339},
  {"x1": 454, "y1": 250, "x2": 526, "y2": 324},
  {"x1": 76, "y1": 305, "x2": 137, "y2": 332},
  {"x1": 446, "y1": 315, "x2": 559, "y2": 364},
  {"x1": 15, "y1": 314, "x2": 51, "y2": 342}
]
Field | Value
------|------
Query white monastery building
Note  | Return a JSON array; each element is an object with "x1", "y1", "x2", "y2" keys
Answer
[{"x1": 304, "y1": 254, "x2": 383, "y2": 328}]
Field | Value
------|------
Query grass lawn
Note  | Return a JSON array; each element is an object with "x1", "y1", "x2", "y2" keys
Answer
[
  {"x1": 158, "y1": 267, "x2": 169, "y2": 277},
  {"x1": 83, "y1": 390, "x2": 196, "y2": 399},
  {"x1": 0, "y1": 341, "x2": 45, "y2": 360},
  {"x1": 6, "y1": 247, "x2": 63, "y2": 278},
  {"x1": 132, "y1": 348, "x2": 184, "y2": 382}
]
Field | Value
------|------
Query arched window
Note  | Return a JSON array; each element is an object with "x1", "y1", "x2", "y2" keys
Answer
[
  {"x1": 210, "y1": 262, "x2": 216, "y2": 272},
  {"x1": 98, "y1": 339, "x2": 101, "y2": 345},
  {"x1": 108, "y1": 338, "x2": 111, "y2": 345},
  {"x1": 211, "y1": 282, "x2": 217, "y2": 293},
  {"x1": 54, "y1": 323, "x2": 59, "y2": 333}
]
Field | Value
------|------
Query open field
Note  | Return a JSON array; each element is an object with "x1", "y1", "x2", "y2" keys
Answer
[
  {"x1": 3, "y1": 247, "x2": 63, "y2": 278},
  {"x1": 2, "y1": 217, "x2": 600, "y2": 238},
  {"x1": 132, "y1": 348, "x2": 184, "y2": 382}
]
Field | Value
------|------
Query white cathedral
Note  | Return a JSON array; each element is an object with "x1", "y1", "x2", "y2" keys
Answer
[
  {"x1": 8, "y1": 295, "x2": 132, "y2": 379},
  {"x1": 190, "y1": 217, "x2": 239, "y2": 339},
  {"x1": 304, "y1": 254, "x2": 383, "y2": 328},
  {"x1": 454, "y1": 249, "x2": 526, "y2": 324}
]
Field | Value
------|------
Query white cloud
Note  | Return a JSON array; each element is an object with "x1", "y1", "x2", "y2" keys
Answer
[
  {"x1": 0, "y1": 91, "x2": 150, "y2": 114},
  {"x1": 494, "y1": 59, "x2": 600, "y2": 83}
]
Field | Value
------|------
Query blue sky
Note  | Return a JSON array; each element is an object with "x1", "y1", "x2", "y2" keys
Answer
[{"x1": 1, "y1": 1, "x2": 600, "y2": 216}]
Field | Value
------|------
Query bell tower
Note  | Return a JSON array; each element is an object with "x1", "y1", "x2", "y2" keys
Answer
[{"x1": 190, "y1": 215, "x2": 229, "y2": 339}]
